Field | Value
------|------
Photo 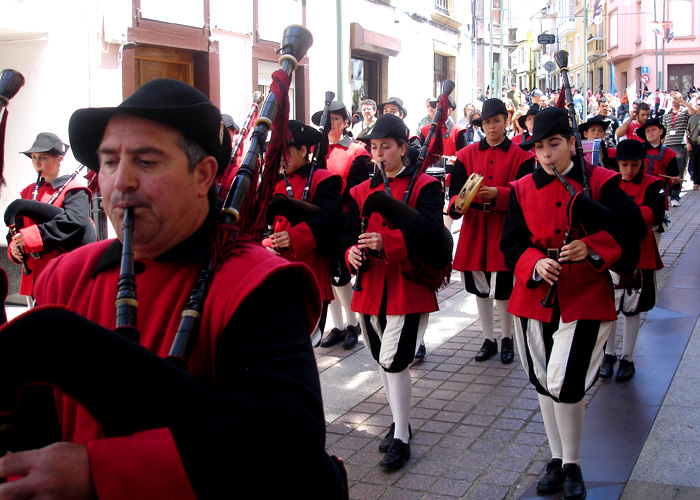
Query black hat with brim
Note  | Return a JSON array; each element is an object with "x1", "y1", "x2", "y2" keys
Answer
[
  {"x1": 356, "y1": 113, "x2": 409, "y2": 144},
  {"x1": 520, "y1": 107, "x2": 572, "y2": 150},
  {"x1": 312, "y1": 101, "x2": 349, "y2": 126},
  {"x1": 21, "y1": 132, "x2": 69, "y2": 157},
  {"x1": 471, "y1": 98, "x2": 508, "y2": 128},
  {"x1": 377, "y1": 97, "x2": 408, "y2": 118},
  {"x1": 615, "y1": 139, "x2": 646, "y2": 161},
  {"x1": 517, "y1": 106, "x2": 539, "y2": 129},
  {"x1": 69, "y1": 79, "x2": 231, "y2": 175},
  {"x1": 635, "y1": 117, "x2": 666, "y2": 142},
  {"x1": 287, "y1": 119, "x2": 322, "y2": 148},
  {"x1": 578, "y1": 114, "x2": 611, "y2": 135}
]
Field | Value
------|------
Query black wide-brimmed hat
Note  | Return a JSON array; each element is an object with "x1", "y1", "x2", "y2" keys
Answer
[
  {"x1": 471, "y1": 98, "x2": 508, "y2": 127},
  {"x1": 287, "y1": 119, "x2": 322, "y2": 148},
  {"x1": 429, "y1": 96, "x2": 457, "y2": 110},
  {"x1": 356, "y1": 113, "x2": 409, "y2": 144},
  {"x1": 69, "y1": 79, "x2": 231, "y2": 174},
  {"x1": 615, "y1": 139, "x2": 646, "y2": 161},
  {"x1": 21, "y1": 132, "x2": 69, "y2": 157},
  {"x1": 520, "y1": 107, "x2": 572, "y2": 150},
  {"x1": 635, "y1": 117, "x2": 666, "y2": 142},
  {"x1": 378, "y1": 97, "x2": 408, "y2": 118},
  {"x1": 517, "y1": 106, "x2": 539, "y2": 129},
  {"x1": 222, "y1": 114, "x2": 240, "y2": 133},
  {"x1": 311, "y1": 101, "x2": 349, "y2": 126},
  {"x1": 578, "y1": 114, "x2": 611, "y2": 135}
]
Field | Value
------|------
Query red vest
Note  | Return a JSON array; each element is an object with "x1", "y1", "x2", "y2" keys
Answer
[
  {"x1": 273, "y1": 169, "x2": 342, "y2": 301},
  {"x1": 326, "y1": 139, "x2": 370, "y2": 194},
  {"x1": 9, "y1": 178, "x2": 91, "y2": 296},
  {"x1": 508, "y1": 166, "x2": 623, "y2": 323},
  {"x1": 420, "y1": 122, "x2": 465, "y2": 157},
  {"x1": 619, "y1": 173, "x2": 664, "y2": 270},
  {"x1": 347, "y1": 173, "x2": 440, "y2": 315},
  {"x1": 33, "y1": 238, "x2": 321, "y2": 500},
  {"x1": 450, "y1": 140, "x2": 534, "y2": 272}
]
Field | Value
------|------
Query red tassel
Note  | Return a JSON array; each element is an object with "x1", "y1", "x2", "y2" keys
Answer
[{"x1": 556, "y1": 85, "x2": 567, "y2": 109}]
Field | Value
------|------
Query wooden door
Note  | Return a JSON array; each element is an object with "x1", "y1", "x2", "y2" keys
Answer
[{"x1": 135, "y1": 46, "x2": 194, "y2": 87}]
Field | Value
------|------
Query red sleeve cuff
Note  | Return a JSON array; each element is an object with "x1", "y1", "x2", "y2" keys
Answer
[
  {"x1": 88, "y1": 428, "x2": 197, "y2": 500},
  {"x1": 287, "y1": 222, "x2": 316, "y2": 258},
  {"x1": 382, "y1": 228, "x2": 408, "y2": 263},
  {"x1": 492, "y1": 186, "x2": 511, "y2": 212},
  {"x1": 581, "y1": 231, "x2": 622, "y2": 270},
  {"x1": 19, "y1": 225, "x2": 43, "y2": 253}
]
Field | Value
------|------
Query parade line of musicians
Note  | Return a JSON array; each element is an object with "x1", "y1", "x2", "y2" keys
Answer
[{"x1": 3, "y1": 80, "x2": 696, "y2": 500}]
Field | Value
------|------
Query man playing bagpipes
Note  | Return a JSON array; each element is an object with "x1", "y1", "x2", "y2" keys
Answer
[
  {"x1": 344, "y1": 113, "x2": 451, "y2": 471},
  {"x1": 447, "y1": 98, "x2": 535, "y2": 364},
  {"x1": 0, "y1": 77, "x2": 346, "y2": 499},
  {"x1": 6, "y1": 132, "x2": 94, "y2": 300},
  {"x1": 265, "y1": 119, "x2": 344, "y2": 347},
  {"x1": 501, "y1": 107, "x2": 646, "y2": 499}
]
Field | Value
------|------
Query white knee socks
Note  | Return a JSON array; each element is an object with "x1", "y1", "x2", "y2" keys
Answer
[
  {"x1": 538, "y1": 394, "x2": 562, "y2": 460},
  {"x1": 605, "y1": 320, "x2": 617, "y2": 356},
  {"x1": 336, "y1": 282, "x2": 358, "y2": 327},
  {"x1": 496, "y1": 299, "x2": 513, "y2": 339},
  {"x1": 383, "y1": 368, "x2": 412, "y2": 443},
  {"x1": 622, "y1": 314, "x2": 641, "y2": 361},
  {"x1": 553, "y1": 399, "x2": 585, "y2": 465},
  {"x1": 475, "y1": 296, "x2": 494, "y2": 341}
]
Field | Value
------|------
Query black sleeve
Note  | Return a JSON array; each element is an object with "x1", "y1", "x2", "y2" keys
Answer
[
  {"x1": 343, "y1": 155, "x2": 372, "y2": 204},
  {"x1": 516, "y1": 157, "x2": 536, "y2": 180},
  {"x1": 455, "y1": 130, "x2": 469, "y2": 152},
  {"x1": 307, "y1": 176, "x2": 344, "y2": 255},
  {"x1": 501, "y1": 188, "x2": 539, "y2": 282},
  {"x1": 666, "y1": 156, "x2": 679, "y2": 177},
  {"x1": 171, "y1": 270, "x2": 344, "y2": 500},
  {"x1": 643, "y1": 179, "x2": 666, "y2": 227},
  {"x1": 598, "y1": 179, "x2": 647, "y2": 275},
  {"x1": 340, "y1": 195, "x2": 361, "y2": 255},
  {"x1": 400, "y1": 181, "x2": 445, "y2": 260},
  {"x1": 36, "y1": 188, "x2": 91, "y2": 253},
  {"x1": 447, "y1": 158, "x2": 469, "y2": 218}
]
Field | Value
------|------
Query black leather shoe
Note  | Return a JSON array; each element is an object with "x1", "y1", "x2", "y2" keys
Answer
[
  {"x1": 379, "y1": 439, "x2": 410, "y2": 471},
  {"x1": 616, "y1": 356, "x2": 635, "y2": 382},
  {"x1": 562, "y1": 463, "x2": 587, "y2": 499},
  {"x1": 536, "y1": 458, "x2": 563, "y2": 493},
  {"x1": 500, "y1": 337, "x2": 514, "y2": 364},
  {"x1": 414, "y1": 343, "x2": 426, "y2": 360},
  {"x1": 475, "y1": 339, "x2": 498, "y2": 361},
  {"x1": 320, "y1": 327, "x2": 346, "y2": 348},
  {"x1": 599, "y1": 354, "x2": 617, "y2": 379},
  {"x1": 378, "y1": 423, "x2": 412, "y2": 452},
  {"x1": 343, "y1": 323, "x2": 360, "y2": 349}
]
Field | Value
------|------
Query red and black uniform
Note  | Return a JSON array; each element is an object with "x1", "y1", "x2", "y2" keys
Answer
[
  {"x1": 344, "y1": 167, "x2": 443, "y2": 371},
  {"x1": 448, "y1": 138, "x2": 535, "y2": 299},
  {"x1": 615, "y1": 170, "x2": 665, "y2": 315},
  {"x1": 419, "y1": 121, "x2": 468, "y2": 158},
  {"x1": 501, "y1": 158, "x2": 646, "y2": 402},
  {"x1": 644, "y1": 144, "x2": 678, "y2": 212},
  {"x1": 7, "y1": 174, "x2": 92, "y2": 296},
  {"x1": 326, "y1": 137, "x2": 372, "y2": 209},
  {"x1": 25, "y1": 219, "x2": 345, "y2": 500},
  {"x1": 272, "y1": 164, "x2": 344, "y2": 302}
]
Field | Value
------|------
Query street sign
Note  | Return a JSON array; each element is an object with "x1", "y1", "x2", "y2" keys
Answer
[
  {"x1": 641, "y1": 66, "x2": 649, "y2": 74},
  {"x1": 544, "y1": 61, "x2": 556, "y2": 73},
  {"x1": 641, "y1": 74, "x2": 650, "y2": 84},
  {"x1": 538, "y1": 34, "x2": 556, "y2": 45}
]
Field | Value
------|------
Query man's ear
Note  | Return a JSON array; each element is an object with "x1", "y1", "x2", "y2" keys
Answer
[{"x1": 194, "y1": 156, "x2": 219, "y2": 197}]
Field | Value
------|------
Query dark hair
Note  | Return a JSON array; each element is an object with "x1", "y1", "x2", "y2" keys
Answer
[
  {"x1": 180, "y1": 136, "x2": 208, "y2": 172},
  {"x1": 637, "y1": 102, "x2": 651, "y2": 112},
  {"x1": 360, "y1": 99, "x2": 376, "y2": 110}
]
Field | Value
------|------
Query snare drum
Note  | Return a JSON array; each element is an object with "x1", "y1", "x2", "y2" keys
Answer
[
  {"x1": 426, "y1": 166, "x2": 447, "y2": 194},
  {"x1": 581, "y1": 139, "x2": 605, "y2": 167}
]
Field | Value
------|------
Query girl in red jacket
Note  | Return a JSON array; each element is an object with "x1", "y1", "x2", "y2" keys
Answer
[
  {"x1": 345, "y1": 114, "x2": 448, "y2": 471},
  {"x1": 501, "y1": 108, "x2": 646, "y2": 500}
]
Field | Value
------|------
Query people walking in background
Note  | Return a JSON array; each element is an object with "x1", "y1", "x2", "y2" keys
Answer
[
  {"x1": 351, "y1": 99, "x2": 377, "y2": 139},
  {"x1": 662, "y1": 91, "x2": 696, "y2": 207}
]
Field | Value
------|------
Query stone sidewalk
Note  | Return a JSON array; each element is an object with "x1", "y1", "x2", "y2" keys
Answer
[{"x1": 317, "y1": 181, "x2": 700, "y2": 499}]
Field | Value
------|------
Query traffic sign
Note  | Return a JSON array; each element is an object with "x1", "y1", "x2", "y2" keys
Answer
[
  {"x1": 538, "y1": 34, "x2": 556, "y2": 45},
  {"x1": 641, "y1": 66, "x2": 649, "y2": 74},
  {"x1": 544, "y1": 61, "x2": 556, "y2": 73},
  {"x1": 641, "y1": 74, "x2": 650, "y2": 84}
]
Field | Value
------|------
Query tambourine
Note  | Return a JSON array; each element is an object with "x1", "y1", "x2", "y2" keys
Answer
[{"x1": 454, "y1": 172, "x2": 484, "y2": 214}]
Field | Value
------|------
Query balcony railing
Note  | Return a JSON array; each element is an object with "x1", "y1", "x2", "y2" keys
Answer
[
  {"x1": 587, "y1": 38, "x2": 605, "y2": 57},
  {"x1": 435, "y1": 0, "x2": 452, "y2": 16}
]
